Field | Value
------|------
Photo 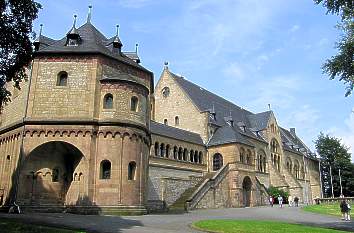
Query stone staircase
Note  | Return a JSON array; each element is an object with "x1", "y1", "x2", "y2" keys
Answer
[
  {"x1": 282, "y1": 168, "x2": 303, "y2": 197},
  {"x1": 268, "y1": 162, "x2": 289, "y2": 189},
  {"x1": 168, "y1": 173, "x2": 215, "y2": 213}
]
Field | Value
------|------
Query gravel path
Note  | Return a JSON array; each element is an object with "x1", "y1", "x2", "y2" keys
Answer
[{"x1": 0, "y1": 206, "x2": 353, "y2": 233}]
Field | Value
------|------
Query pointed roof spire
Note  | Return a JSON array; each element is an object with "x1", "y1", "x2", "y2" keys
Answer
[
  {"x1": 113, "y1": 24, "x2": 122, "y2": 48},
  {"x1": 87, "y1": 5, "x2": 92, "y2": 23},
  {"x1": 34, "y1": 24, "x2": 43, "y2": 43},
  {"x1": 135, "y1": 43, "x2": 139, "y2": 54},
  {"x1": 67, "y1": 14, "x2": 79, "y2": 36},
  {"x1": 164, "y1": 61, "x2": 169, "y2": 70}
]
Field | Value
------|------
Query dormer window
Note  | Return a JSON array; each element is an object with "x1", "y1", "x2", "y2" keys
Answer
[
  {"x1": 57, "y1": 71, "x2": 68, "y2": 86},
  {"x1": 67, "y1": 38, "x2": 79, "y2": 46},
  {"x1": 162, "y1": 87, "x2": 170, "y2": 98}
]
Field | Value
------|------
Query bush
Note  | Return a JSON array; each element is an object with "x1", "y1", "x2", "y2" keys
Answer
[{"x1": 267, "y1": 186, "x2": 289, "y2": 204}]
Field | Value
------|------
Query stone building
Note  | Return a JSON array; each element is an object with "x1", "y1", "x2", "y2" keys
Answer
[{"x1": 0, "y1": 14, "x2": 321, "y2": 214}]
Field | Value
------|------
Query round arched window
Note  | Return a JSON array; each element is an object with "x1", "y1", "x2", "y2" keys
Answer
[{"x1": 162, "y1": 87, "x2": 170, "y2": 98}]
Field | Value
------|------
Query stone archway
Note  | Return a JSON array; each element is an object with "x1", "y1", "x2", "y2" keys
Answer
[
  {"x1": 242, "y1": 176, "x2": 252, "y2": 207},
  {"x1": 18, "y1": 141, "x2": 84, "y2": 207}
]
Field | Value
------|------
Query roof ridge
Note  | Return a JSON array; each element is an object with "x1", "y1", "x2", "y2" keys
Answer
[{"x1": 150, "y1": 120, "x2": 201, "y2": 136}]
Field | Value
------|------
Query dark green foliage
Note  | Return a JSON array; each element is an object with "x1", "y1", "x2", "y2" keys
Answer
[
  {"x1": 267, "y1": 186, "x2": 289, "y2": 203},
  {"x1": 0, "y1": 0, "x2": 41, "y2": 107},
  {"x1": 315, "y1": 133, "x2": 354, "y2": 197},
  {"x1": 314, "y1": 0, "x2": 354, "y2": 96}
]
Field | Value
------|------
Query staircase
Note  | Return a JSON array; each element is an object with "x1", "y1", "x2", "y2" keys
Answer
[
  {"x1": 268, "y1": 162, "x2": 289, "y2": 189},
  {"x1": 168, "y1": 173, "x2": 214, "y2": 213},
  {"x1": 282, "y1": 168, "x2": 303, "y2": 191}
]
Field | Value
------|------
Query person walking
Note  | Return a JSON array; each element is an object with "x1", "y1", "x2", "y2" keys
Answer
[
  {"x1": 340, "y1": 200, "x2": 349, "y2": 221},
  {"x1": 346, "y1": 201, "x2": 351, "y2": 221},
  {"x1": 278, "y1": 195, "x2": 283, "y2": 208},
  {"x1": 294, "y1": 196, "x2": 299, "y2": 207},
  {"x1": 288, "y1": 195, "x2": 293, "y2": 207},
  {"x1": 269, "y1": 196, "x2": 274, "y2": 207}
]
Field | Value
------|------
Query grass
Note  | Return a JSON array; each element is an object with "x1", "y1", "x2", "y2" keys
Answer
[
  {"x1": 303, "y1": 203, "x2": 344, "y2": 217},
  {"x1": 0, "y1": 218, "x2": 85, "y2": 233},
  {"x1": 192, "y1": 220, "x2": 347, "y2": 233}
]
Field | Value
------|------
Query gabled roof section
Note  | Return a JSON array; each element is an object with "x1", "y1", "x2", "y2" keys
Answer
[
  {"x1": 208, "y1": 124, "x2": 254, "y2": 147},
  {"x1": 34, "y1": 22, "x2": 151, "y2": 74},
  {"x1": 247, "y1": 111, "x2": 272, "y2": 131},
  {"x1": 150, "y1": 121, "x2": 204, "y2": 145},
  {"x1": 280, "y1": 127, "x2": 315, "y2": 158}
]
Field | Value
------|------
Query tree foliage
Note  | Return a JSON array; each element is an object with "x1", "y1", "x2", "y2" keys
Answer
[
  {"x1": 0, "y1": 0, "x2": 41, "y2": 107},
  {"x1": 315, "y1": 133, "x2": 354, "y2": 197},
  {"x1": 267, "y1": 186, "x2": 289, "y2": 203},
  {"x1": 314, "y1": 0, "x2": 354, "y2": 96}
]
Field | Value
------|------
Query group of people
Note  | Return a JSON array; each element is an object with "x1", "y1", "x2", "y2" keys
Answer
[
  {"x1": 340, "y1": 200, "x2": 351, "y2": 221},
  {"x1": 269, "y1": 195, "x2": 299, "y2": 208}
]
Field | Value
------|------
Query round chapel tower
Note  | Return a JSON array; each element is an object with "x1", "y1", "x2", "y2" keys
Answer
[{"x1": 9, "y1": 13, "x2": 153, "y2": 215}]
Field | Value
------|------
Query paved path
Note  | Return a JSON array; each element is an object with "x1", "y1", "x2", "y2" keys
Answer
[{"x1": 0, "y1": 206, "x2": 353, "y2": 233}]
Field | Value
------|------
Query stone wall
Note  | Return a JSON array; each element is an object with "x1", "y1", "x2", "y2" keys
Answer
[
  {"x1": 154, "y1": 68, "x2": 209, "y2": 142},
  {"x1": 148, "y1": 165, "x2": 203, "y2": 202}
]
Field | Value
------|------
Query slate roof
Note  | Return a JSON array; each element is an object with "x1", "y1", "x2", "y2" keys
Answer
[
  {"x1": 34, "y1": 22, "x2": 149, "y2": 74},
  {"x1": 208, "y1": 124, "x2": 254, "y2": 147},
  {"x1": 168, "y1": 70, "x2": 313, "y2": 155},
  {"x1": 150, "y1": 121, "x2": 204, "y2": 145}
]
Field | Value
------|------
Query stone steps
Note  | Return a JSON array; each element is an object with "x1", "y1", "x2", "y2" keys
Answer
[{"x1": 168, "y1": 173, "x2": 213, "y2": 213}]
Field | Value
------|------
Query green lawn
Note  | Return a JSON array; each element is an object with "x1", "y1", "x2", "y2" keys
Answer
[
  {"x1": 303, "y1": 203, "x2": 343, "y2": 217},
  {"x1": 0, "y1": 218, "x2": 85, "y2": 233},
  {"x1": 192, "y1": 220, "x2": 346, "y2": 233}
]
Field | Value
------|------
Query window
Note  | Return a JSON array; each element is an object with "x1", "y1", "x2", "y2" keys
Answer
[
  {"x1": 166, "y1": 145, "x2": 170, "y2": 158},
  {"x1": 199, "y1": 152, "x2": 203, "y2": 164},
  {"x1": 175, "y1": 116, "x2": 179, "y2": 126},
  {"x1": 173, "y1": 146, "x2": 178, "y2": 159},
  {"x1": 52, "y1": 167, "x2": 59, "y2": 182},
  {"x1": 213, "y1": 153, "x2": 223, "y2": 171},
  {"x1": 130, "y1": 96, "x2": 138, "y2": 112},
  {"x1": 240, "y1": 148, "x2": 245, "y2": 163},
  {"x1": 103, "y1": 94, "x2": 113, "y2": 109},
  {"x1": 100, "y1": 160, "x2": 111, "y2": 179},
  {"x1": 190, "y1": 150, "x2": 194, "y2": 162},
  {"x1": 154, "y1": 142, "x2": 159, "y2": 156},
  {"x1": 6, "y1": 155, "x2": 10, "y2": 160},
  {"x1": 164, "y1": 119, "x2": 168, "y2": 125},
  {"x1": 128, "y1": 161, "x2": 136, "y2": 180},
  {"x1": 162, "y1": 87, "x2": 170, "y2": 98},
  {"x1": 57, "y1": 71, "x2": 68, "y2": 86}
]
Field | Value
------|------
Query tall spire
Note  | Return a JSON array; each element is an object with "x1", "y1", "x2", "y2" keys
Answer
[
  {"x1": 113, "y1": 24, "x2": 122, "y2": 48},
  {"x1": 135, "y1": 43, "x2": 139, "y2": 54},
  {"x1": 87, "y1": 5, "x2": 92, "y2": 23},
  {"x1": 73, "y1": 14, "x2": 77, "y2": 28},
  {"x1": 39, "y1": 24, "x2": 43, "y2": 37},
  {"x1": 34, "y1": 24, "x2": 44, "y2": 50}
]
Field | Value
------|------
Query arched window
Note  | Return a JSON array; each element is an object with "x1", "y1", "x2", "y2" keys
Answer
[
  {"x1": 128, "y1": 161, "x2": 136, "y2": 180},
  {"x1": 199, "y1": 152, "x2": 203, "y2": 164},
  {"x1": 175, "y1": 116, "x2": 179, "y2": 126},
  {"x1": 246, "y1": 150, "x2": 252, "y2": 165},
  {"x1": 130, "y1": 96, "x2": 138, "y2": 112},
  {"x1": 190, "y1": 150, "x2": 194, "y2": 162},
  {"x1": 173, "y1": 146, "x2": 178, "y2": 159},
  {"x1": 213, "y1": 153, "x2": 223, "y2": 171},
  {"x1": 160, "y1": 143, "x2": 165, "y2": 157},
  {"x1": 100, "y1": 160, "x2": 111, "y2": 179},
  {"x1": 103, "y1": 93, "x2": 113, "y2": 109},
  {"x1": 52, "y1": 167, "x2": 59, "y2": 182},
  {"x1": 162, "y1": 87, "x2": 170, "y2": 98},
  {"x1": 166, "y1": 145, "x2": 170, "y2": 158},
  {"x1": 164, "y1": 119, "x2": 168, "y2": 125},
  {"x1": 57, "y1": 71, "x2": 68, "y2": 86},
  {"x1": 154, "y1": 142, "x2": 159, "y2": 156},
  {"x1": 178, "y1": 147, "x2": 183, "y2": 160},
  {"x1": 194, "y1": 151, "x2": 198, "y2": 163},
  {"x1": 240, "y1": 148, "x2": 245, "y2": 163}
]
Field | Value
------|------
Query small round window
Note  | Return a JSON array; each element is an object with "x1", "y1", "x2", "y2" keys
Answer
[{"x1": 162, "y1": 87, "x2": 170, "y2": 98}]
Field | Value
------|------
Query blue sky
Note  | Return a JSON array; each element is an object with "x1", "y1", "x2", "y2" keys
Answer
[{"x1": 34, "y1": 0, "x2": 354, "y2": 161}]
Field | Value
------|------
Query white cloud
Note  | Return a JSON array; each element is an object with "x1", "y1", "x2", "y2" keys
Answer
[
  {"x1": 289, "y1": 24, "x2": 300, "y2": 33},
  {"x1": 223, "y1": 62, "x2": 247, "y2": 82}
]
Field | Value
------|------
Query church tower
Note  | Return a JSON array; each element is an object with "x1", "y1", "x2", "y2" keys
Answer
[{"x1": 0, "y1": 7, "x2": 153, "y2": 215}]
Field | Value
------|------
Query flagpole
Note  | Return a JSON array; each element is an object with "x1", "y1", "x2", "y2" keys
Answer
[
  {"x1": 339, "y1": 168, "x2": 343, "y2": 197},
  {"x1": 329, "y1": 166, "x2": 334, "y2": 198}
]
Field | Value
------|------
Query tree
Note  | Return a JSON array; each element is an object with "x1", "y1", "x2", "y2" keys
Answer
[
  {"x1": 314, "y1": 0, "x2": 354, "y2": 96},
  {"x1": 0, "y1": 0, "x2": 41, "y2": 107},
  {"x1": 267, "y1": 186, "x2": 289, "y2": 203},
  {"x1": 315, "y1": 133, "x2": 354, "y2": 197}
]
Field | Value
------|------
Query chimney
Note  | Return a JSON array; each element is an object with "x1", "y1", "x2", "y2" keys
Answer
[{"x1": 290, "y1": 128, "x2": 296, "y2": 136}]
